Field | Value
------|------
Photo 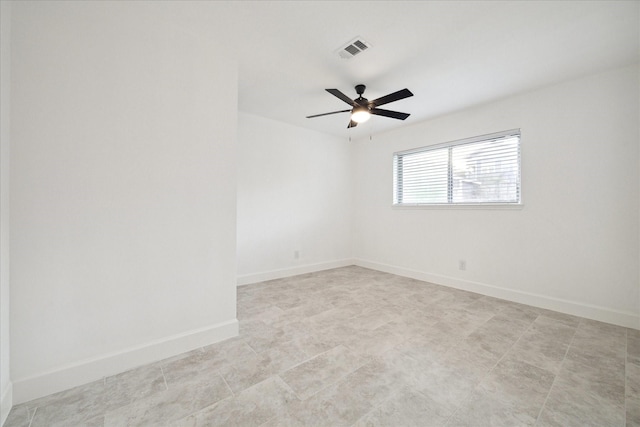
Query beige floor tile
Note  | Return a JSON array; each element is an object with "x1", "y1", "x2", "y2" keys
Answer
[
  {"x1": 175, "y1": 376, "x2": 296, "y2": 427},
  {"x1": 3, "y1": 405, "x2": 33, "y2": 427},
  {"x1": 465, "y1": 328, "x2": 517, "y2": 359},
  {"x1": 103, "y1": 374, "x2": 232, "y2": 426},
  {"x1": 440, "y1": 339, "x2": 500, "y2": 383},
  {"x1": 627, "y1": 398, "x2": 640, "y2": 427},
  {"x1": 504, "y1": 330, "x2": 571, "y2": 374},
  {"x1": 529, "y1": 315, "x2": 578, "y2": 341},
  {"x1": 396, "y1": 332, "x2": 458, "y2": 366},
  {"x1": 554, "y1": 359, "x2": 625, "y2": 411},
  {"x1": 480, "y1": 314, "x2": 532, "y2": 341},
  {"x1": 628, "y1": 334, "x2": 640, "y2": 366},
  {"x1": 161, "y1": 338, "x2": 256, "y2": 389},
  {"x1": 354, "y1": 386, "x2": 454, "y2": 427},
  {"x1": 447, "y1": 389, "x2": 540, "y2": 426},
  {"x1": 220, "y1": 340, "x2": 309, "y2": 394},
  {"x1": 343, "y1": 322, "x2": 412, "y2": 358},
  {"x1": 477, "y1": 358, "x2": 555, "y2": 405},
  {"x1": 289, "y1": 333, "x2": 342, "y2": 359},
  {"x1": 28, "y1": 380, "x2": 110, "y2": 427},
  {"x1": 463, "y1": 298, "x2": 503, "y2": 318},
  {"x1": 496, "y1": 302, "x2": 540, "y2": 324},
  {"x1": 445, "y1": 310, "x2": 494, "y2": 333},
  {"x1": 281, "y1": 357, "x2": 404, "y2": 426},
  {"x1": 536, "y1": 309, "x2": 582, "y2": 328},
  {"x1": 279, "y1": 345, "x2": 364, "y2": 400},
  {"x1": 349, "y1": 309, "x2": 399, "y2": 331},
  {"x1": 104, "y1": 363, "x2": 167, "y2": 406},
  {"x1": 239, "y1": 318, "x2": 307, "y2": 353},
  {"x1": 537, "y1": 380, "x2": 625, "y2": 427},
  {"x1": 411, "y1": 359, "x2": 478, "y2": 409},
  {"x1": 578, "y1": 318, "x2": 627, "y2": 339},
  {"x1": 628, "y1": 361, "x2": 640, "y2": 399}
]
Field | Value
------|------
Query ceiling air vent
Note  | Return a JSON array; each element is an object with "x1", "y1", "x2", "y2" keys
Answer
[{"x1": 336, "y1": 37, "x2": 371, "y2": 59}]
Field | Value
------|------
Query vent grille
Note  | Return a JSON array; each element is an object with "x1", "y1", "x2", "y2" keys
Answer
[
  {"x1": 353, "y1": 40, "x2": 368, "y2": 50},
  {"x1": 337, "y1": 37, "x2": 371, "y2": 59}
]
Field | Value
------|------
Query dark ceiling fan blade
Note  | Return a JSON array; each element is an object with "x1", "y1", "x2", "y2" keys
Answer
[
  {"x1": 370, "y1": 108, "x2": 410, "y2": 120},
  {"x1": 369, "y1": 88, "x2": 413, "y2": 107},
  {"x1": 306, "y1": 109, "x2": 352, "y2": 119},
  {"x1": 347, "y1": 120, "x2": 358, "y2": 128},
  {"x1": 326, "y1": 89, "x2": 357, "y2": 106}
]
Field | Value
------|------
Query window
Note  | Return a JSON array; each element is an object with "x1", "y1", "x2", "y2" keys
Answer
[{"x1": 393, "y1": 129, "x2": 521, "y2": 206}]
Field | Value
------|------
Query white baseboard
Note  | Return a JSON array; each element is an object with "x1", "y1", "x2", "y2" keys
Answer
[
  {"x1": 355, "y1": 258, "x2": 639, "y2": 330},
  {"x1": 12, "y1": 319, "x2": 238, "y2": 405},
  {"x1": 1, "y1": 381, "x2": 12, "y2": 427},
  {"x1": 237, "y1": 258, "x2": 356, "y2": 286}
]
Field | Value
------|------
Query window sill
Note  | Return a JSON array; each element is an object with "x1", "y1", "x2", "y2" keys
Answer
[{"x1": 392, "y1": 203, "x2": 524, "y2": 210}]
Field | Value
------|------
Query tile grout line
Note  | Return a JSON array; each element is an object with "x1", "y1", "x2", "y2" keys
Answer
[
  {"x1": 275, "y1": 343, "x2": 340, "y2": 376},
  {"x1": 624, "y1": 327, "x2": 628, "y2": 426},
  {"x1": 174, "y1": 393, "x2": 235, "y2": 425},
  {"x1": 159, "y1": 366, "x2": 169, "y2": 391},
  {"x1": 238, "y1": 334, "x2": 260, "y2": 356},
  {"x1": 257, "y1": 415, "x2": 277, "y2": 427},
  {"x1": 533, "y1": 320, "x2": 579, "y2": 425},
  {"x1": 27, "y1": 407, "x2": 37, "y2": 427},
  {"x1": 276, "y1": 373, "x2": 298, "y2": 397},
  {"x1": 280, "y1": 350, "x2": 371, "y2": 403},
  {"x1": 220, "y1": 373, "x2": 236, "y2": 397}
]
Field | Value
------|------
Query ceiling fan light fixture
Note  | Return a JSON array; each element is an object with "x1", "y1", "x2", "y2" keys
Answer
[{"x1": 351, "y1": 107, "x2": 371, "y2": 123}]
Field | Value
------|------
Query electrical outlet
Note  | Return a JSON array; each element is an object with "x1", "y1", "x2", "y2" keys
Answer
[
  {"x1": 459, "y1": 260, "x2": 466, "y2": 271},
  {"x1": 294, "y1": 250, "x2": 300, "y2": 260}
]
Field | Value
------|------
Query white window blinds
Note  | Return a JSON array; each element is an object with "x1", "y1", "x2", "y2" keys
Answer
[{"x1": 393, "y1": 130, "x2": 521, "y2": 206}]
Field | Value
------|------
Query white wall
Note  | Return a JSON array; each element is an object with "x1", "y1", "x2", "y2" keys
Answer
[
  {"x1": 10, "y1": 2, "x2": 238, "y2": 403},
  {"x1": 237, "y1": 112, "x2": 353, "y2": 284},
  {"x1": 1, "y1": 1, "x2": 12, "y2": 424},
  {"x1": 354, "y1": 65, "x2": 640, "y2": 328}
]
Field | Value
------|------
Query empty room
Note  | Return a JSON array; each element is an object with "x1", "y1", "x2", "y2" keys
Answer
[{"x1": 1, "y1": 1, "x2": 639, "y2": 426}]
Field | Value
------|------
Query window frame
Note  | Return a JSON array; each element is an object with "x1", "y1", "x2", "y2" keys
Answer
[{"x1": 392, "y1": 129, "x2": 523, "y2": 209}]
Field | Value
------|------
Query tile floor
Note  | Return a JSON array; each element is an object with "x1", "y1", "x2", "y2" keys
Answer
[{"x1": 5, "y1": 266, "x2": 640, "y2": 426}]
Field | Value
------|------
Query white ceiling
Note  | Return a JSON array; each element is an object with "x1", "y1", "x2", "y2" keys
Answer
[{"x1": 163, "y1": 1, "x2": 639, "y2": 139}]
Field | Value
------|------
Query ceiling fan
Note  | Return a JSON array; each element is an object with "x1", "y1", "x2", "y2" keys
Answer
[{"x1": 306, "y1": 84, "x2": 413, "y2": 128}]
